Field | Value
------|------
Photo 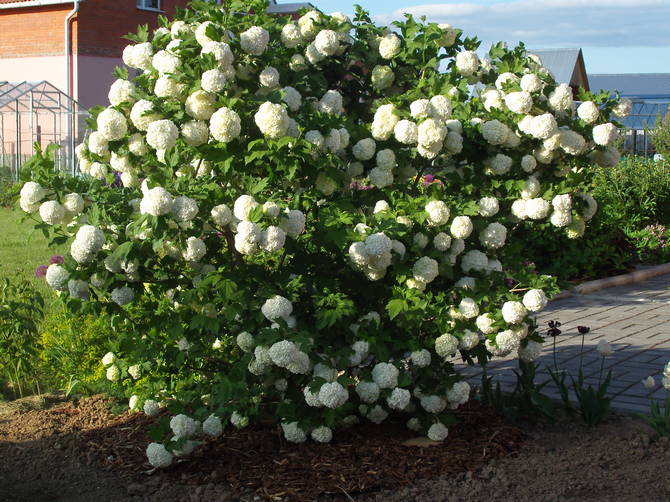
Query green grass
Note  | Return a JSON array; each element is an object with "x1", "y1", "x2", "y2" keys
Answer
[{"x1": 0, "y1": 207, "x2": 66, "y2": 300}]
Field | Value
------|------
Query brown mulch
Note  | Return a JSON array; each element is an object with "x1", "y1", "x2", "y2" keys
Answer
[{"x1": 0, "y1": 395, "x2": 523, "y2": 501}]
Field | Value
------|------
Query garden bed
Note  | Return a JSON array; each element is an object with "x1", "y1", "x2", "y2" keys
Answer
[{"x1": 1, "y1": 395, "x2": 668, "y2": 502}]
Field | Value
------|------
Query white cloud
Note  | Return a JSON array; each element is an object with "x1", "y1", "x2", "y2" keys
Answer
[{"x1": 374, "y1": 0, "x2": 670, "y2": 47}]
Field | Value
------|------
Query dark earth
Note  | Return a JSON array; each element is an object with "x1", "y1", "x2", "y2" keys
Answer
[{"x1": 0, "y1": 394, "x2": 668, "y2": 502}]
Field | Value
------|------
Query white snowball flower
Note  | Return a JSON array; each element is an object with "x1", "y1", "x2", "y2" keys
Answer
[
  {"x1": 524, "y1": 198, "x2": 551, "y2": 220},
  {"x1": 67, "y1": 279, "x2": 89, "y2": 300},
  {"x1": 240, "y1": 26, "x2": 269, "y2": 55},
  {"x1": 427, "y1": 423, "x2": 449, "y2": 441},
  {"x1": 143, "y1": 399, "x2": 160, "y2": 417},
  {"x1": 298, "y1": 9, "x2": 321, "y2": 39},
  {"x1": 425, "y1": 200, "x2": 450, "y2": 226},
  {"x1": 455, "y1": 50, "x2": 479, "y2": 76},
  {"x1": 410, "y1": 349, "x2": 431, "y2": 368},
  {"x1": 364, "y1": 232, "x2": 392, "y2": 257},
  {"x1": 201, "y1": 41, "x2": 234, "y2": 65},
  {"x1": 356, "y1": 381, "x2": 380, "y2": 403},
  {"x1": 550, "y1": 209, "x2": 572, "y2": 228},
  {"x1": 281, "y1": 422, "x2": 306, "y2": 443},
  {"x1": 478, "y1": 197, "x2": 499, "y2": 217},
  {"x1": 481, "y1": 119, "x2": 510, "y2": 145},
  {"x1": 368, "y1": 167, "x2": 394, "y2": 188},
  {"x1": 578, "y1": 193, "x2": 598, "y2": 220},
  {"x1": 502, "y1": 301, "x2": 528, "y2": 324},
  {"x1": 232, "y1": 195, "x2": 258, "y2": 221},
  {"x1": 372, "y1": 104, "x2": 399, "y2": 141},
  {"x1": 146, "y1": 443, "x2": 173, "y2": 468},
  {"x1": 577, "y1": 101, "x2": 599, "y2": 123},
  {"x1": 105, "y1": 364, "x2": 120, "y2": 381},
  {"x1": 127, "y1": 133, "x2": 148, "y2": 156},
  {"x1": 504, "y1": 91, "x2": 533, "y2": 114},
  {"x1": 152, "y1": 49, "x2": 180, "y2": 74},
  {"x1": 185, "y1": 90, "x2": 216, "y2": 120},
  {"x1": 259, "y1": 66, "x2": 280, "y2": 88},
  {"x1": 281, "y1": 23, "x2": 303, "y2": 48},
  {"x1": 450, "y1": 216, "x2": 473, "y2": 239},
  {"x1": 318, "y1": 381, "x2": 349, "y2": 408},
  {"x1": 528, "y1": 113, "x2": 558, "y2": 140},
  {"x1": 559, "y1": 129, "x2": 586, "y2": 155},
  {"x1": 548, "y1": 83, "x2": 573, "y2": 111},
  {"x1": 170, "y1": 196, "x2": 198, "y2": 222},
  {"x1": 372, "y1": 362, "x2": 399, "y2": 389},
  {"x1": 552, "y1": 193, "x2": 572, "y2": 212},
  {"x1": 433, "y1": 232, "x2": 452, "y2": 251},
  {"x1": 108, "y1": 79, "x2": 136, "y2": 106},
  {"x1": 96, "y1": 108, "x2": 128, "y2": 142},
  {"x1": 371, "y1": 65, "x2": 394, "y2": 90},
  {"x1": 45, "y1": 264, "x2": 69, "y2": 291},
  {"x1": 170, "y1": 414, "x2": 198, "y2": 439},
  {"x1": 494, "y1": 330, "x2": 521, "y2": 355},
  {"x1": 387, "y1": 387, "x2": 410, "y2": 410},
  {"x1": 314, "y1": 29, "x2": 340, "y2": 56},
  {"x1": 480, "y1": 222, "x2": 507, "y2": 249},
  {"x1": 421, "y1": 394, "x2": 446, "y2": 414},
  {"x1": 130, "y1": 100, "x2": 160, "y2": 131},
  {"x1": 413, "y1": 256, "x2": 439, "y2": 284},
  {"x1": 39, "y1": 201, "x2": 65, "y2": 225},
  {"x1": 280, "y1": 86, "x2": 302, "y2": 112},
  {"x1": 379, "y1": 33, "x2": 401, "y2": 59},
  {"x1": 435, "y1": 333, "x2": 459, "y2": 358},
  {"x1": 458, "y1": 297, "x2": 479, "y2": 319},
  {"x1": 202, "y1": 414, "x2": 223, "y2": 437},
  {"x1": 523, "y1": 289, "x2": 548, "y2": 312},
  {"x1": 488, "y1": 153, "x2": 513, "y2": 175},
  {"x1": 112, "y1": 286, "x2": 134, "y2": 306},
  {"x1": 592, "y1": 123, "x2": 618, "y2": 146},
  {"x1": 461, "y1": 249, "x2": 489, "y2": 273},
  {"x1": 394, "y1": 120, "x2": 418, "y2": 144},
  {"x1": 280, "y1": 209, "x2": 306, "y2": 237},
  {"x1": 459, "y1": 330, "x2": 480, "y2": 350},
  {"x1": 520, "y1": 73, "x2": 543, "y2": 93},
  {"x1": 311, "y1": 426, "x2": 332, "y2": 443},
  {"x1": 446, "y1": 381, "x2": 470, "y2": 408},
  {"x1": 209, "y1": 107, "x2": 242, "y2": 143},
  {"x1": 201, "y1": 68, "x2": 227, "y2": 93},
  {"x1": 146, "y1": 119, "x2": 178, "y2": 151},
  {"x1": 318, "y1": 89, "x2": 343, "y2": 115},
  {"x1": 261, "y1": 295, "x2": 293, "y2": 321},
  {"x1": 476, "y1": 314, "x2": 497, "y2": 335},
  {"x1": 140, "y1": 187, "x2": 174, "y2": 216},
  {"x1": 521, "y1": 154, "x2": 537, "y2": 173},
  {"x1": 254, "y1": 101, "x2": 289, "y2": 139}
]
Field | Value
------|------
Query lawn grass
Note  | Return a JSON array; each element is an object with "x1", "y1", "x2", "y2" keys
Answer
[{"x1": 0, "y1": 207, "x2": 65, "y2": 300}]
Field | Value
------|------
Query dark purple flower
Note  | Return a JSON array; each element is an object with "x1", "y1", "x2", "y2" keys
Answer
[
  {"x1": 50, "y1": 255, "x2": 64, "y2": 264},
  {"x1": 35, "y1": 265, "x2": 48, "y2": 278},
  {"x1": 547, "y1": 320, "x2": 562, "y2": 337},
  {"x1": 577, "y1": 326, "x2": 591, "y2": 335},
  {"x1": 505, "y1": 278, "x2": 515, "y2": 288}
]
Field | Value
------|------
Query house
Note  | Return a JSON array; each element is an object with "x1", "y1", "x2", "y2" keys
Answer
[
  {"x1": 0, "y1": 0, "x2": 313, "y2": 109},
  {"x1": 528, "y1": 48, "x2": 590, "y2": 96}
]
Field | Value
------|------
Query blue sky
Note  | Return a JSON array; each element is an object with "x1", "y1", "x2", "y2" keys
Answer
[{"x1": 302, "y1": 0, "x2": 670, "y2": 74}]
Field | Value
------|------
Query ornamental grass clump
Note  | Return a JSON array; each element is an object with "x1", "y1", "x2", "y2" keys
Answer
[{"x1": 21, "y1": 0, "x2": 629, "y2": 467}]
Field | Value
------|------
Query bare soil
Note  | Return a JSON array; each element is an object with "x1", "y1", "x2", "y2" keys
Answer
[{"x1": 0, "y1": 395, "x2": 668, "y2": 502}]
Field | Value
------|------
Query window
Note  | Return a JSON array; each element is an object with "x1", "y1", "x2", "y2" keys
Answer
[{"x1": 137, "y1": 0, "x2": 161, "y2": 11}]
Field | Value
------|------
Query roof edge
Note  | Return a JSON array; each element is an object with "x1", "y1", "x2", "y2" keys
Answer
[{"x1": 0, "y1": 0, "x2": 81, "y2": 9}]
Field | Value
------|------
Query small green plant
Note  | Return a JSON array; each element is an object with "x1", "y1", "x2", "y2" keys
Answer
[
  {"x1": 651, "y1": 107, "x2": 670, "y2": 158},
  {"x1": 626, "y1": 224, "x2": 670, "y2": 263},
  {"x1": 571, "y1": 338, "x2": 613, "y2": 426},
  {"x1": 0, "y1": 270, "x2": 45, "y2": 398},
  {"x1": 638, "y1": 367, "x2": 670, "y2": 436}
]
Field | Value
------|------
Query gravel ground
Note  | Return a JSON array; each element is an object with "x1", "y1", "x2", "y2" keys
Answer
[{"x1": 0, "y1": 395, "x2": 668, "y2": 502}]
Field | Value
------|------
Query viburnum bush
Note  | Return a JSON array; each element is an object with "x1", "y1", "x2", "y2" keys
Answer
[{"x1": 20, "y1": 0, "x2": 630, "y2": 466}]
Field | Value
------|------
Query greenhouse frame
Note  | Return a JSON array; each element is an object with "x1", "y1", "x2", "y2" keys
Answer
[{"x1": 0, "y1": 81, "x2": 88, "y2": 182}]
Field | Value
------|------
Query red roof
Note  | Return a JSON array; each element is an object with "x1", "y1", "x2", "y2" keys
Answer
[{"x1": 0, "y1": 0, "x2": 70, "y2": 4}]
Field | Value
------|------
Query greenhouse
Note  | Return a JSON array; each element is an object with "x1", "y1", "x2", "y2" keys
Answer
[{"x1": 0, "y1": 80, "x2": 88, "y2": 182}]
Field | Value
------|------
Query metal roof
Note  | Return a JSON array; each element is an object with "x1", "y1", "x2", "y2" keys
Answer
[
  {"x1": 528, "y1": 48, "x2": 589, "y2": 90},
  {"x1": 588, "y1": 74, "x2": 670, "y2": 100},
  {"x1": 267, "y1": 0, "x2": 312, "y2": 14},
  {"x1": 0, "y1": 80, "x2": 80, "y2": 112}
]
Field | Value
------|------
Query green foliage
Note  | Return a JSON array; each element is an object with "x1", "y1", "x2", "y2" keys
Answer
[
  {"x1": 0, "y1": 271, "x2": 45, "y2": 398},
  {"x1": 651, "y1": 107, "x2": 670, "y2": 157},
  {"x1": 626, "y1": 224, "x2": 670, "y2": 263},
  {"x1": 0, "y1": 181, "x2": 21, "y2": 209},
  {"x1": 639, "y1": 391, "x2": 670, "y2": 437},
  {"x1": 571, "y1": 367, "x2": 612, "y2": 426},
  {"x1": 37, "y1": 309, "x2": 111, "y2": 395}
]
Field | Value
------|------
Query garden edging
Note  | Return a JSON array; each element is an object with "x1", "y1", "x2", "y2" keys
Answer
[{"x1": 552, "y1": 262, "x2": 670, "y2": 300}]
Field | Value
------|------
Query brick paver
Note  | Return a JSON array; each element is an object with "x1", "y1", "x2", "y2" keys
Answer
[{"x1": 457, "y1": 274, "x2": 670, "y2": 414}]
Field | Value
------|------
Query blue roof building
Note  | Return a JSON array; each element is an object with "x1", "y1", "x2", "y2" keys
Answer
[{"x1": 589, "y1": 73, "x2": 670, "y2": 130}]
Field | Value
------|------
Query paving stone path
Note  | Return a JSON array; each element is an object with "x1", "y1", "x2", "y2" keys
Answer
[{"x1": 458, "y1": 273, "x2": 670, "y2": 413}]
